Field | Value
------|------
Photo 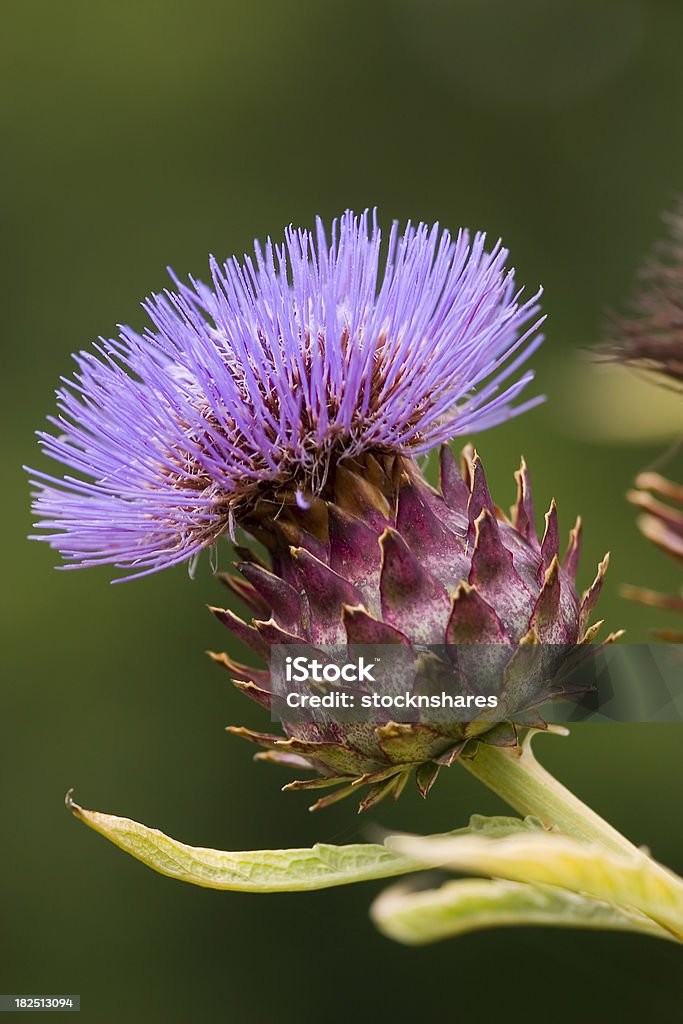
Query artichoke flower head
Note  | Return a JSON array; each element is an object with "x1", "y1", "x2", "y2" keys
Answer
[{"x1": 28, "y1": 211, "x2": 613, "y2": 809}]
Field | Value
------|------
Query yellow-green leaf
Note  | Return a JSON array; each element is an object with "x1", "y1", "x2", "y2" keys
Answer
[
  {"x1": 66, "y1": 792, "x2": 421, "y2": 892},
  {"x1": 68, "y1": 796, "x2": 545, "y2": 893},
  {"x1": 371, "y1": 877, "x2": 675, "y2": 944},
  {"x1": 386, "y1": 830, "x2": 683, "y2": 940}
]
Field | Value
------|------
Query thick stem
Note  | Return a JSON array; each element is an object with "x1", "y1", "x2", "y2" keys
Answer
[{"x1": 460, "y1": 732, "x2": 640, "y2": 858}]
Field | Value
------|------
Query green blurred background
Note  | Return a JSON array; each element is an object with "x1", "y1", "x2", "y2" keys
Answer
[{"x1": 3, "y1": 1, "x2": 683, "y2": 1020}]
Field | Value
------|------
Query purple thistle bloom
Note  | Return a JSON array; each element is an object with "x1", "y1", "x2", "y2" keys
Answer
[{"x1": 28, "y1": 210, "x2": 545, "y2": 579}]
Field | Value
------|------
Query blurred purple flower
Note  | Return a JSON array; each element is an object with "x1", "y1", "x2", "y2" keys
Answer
[
  {"x1": 601, "y1": 199, "x2": 683, "y2": 385},
  {"x1": 28, "y1": 210, "x2": 545, "y2": 579}
]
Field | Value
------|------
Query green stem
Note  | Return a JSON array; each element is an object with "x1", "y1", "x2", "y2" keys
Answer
[
  {"x1": 459, "y1": 732, "x2": 683, "y2": 943},
  {"x1": 460, "y1": 732, "x2": 640, "y2": 858}
]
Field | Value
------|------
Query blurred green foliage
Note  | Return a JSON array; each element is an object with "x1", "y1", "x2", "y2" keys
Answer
[{"x1": 2, "y1": 2, "x2": 682, "y2": 1021}]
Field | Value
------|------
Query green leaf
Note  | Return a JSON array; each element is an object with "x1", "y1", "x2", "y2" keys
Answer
[
  {"x1": 66, "y1": 792, "x2": 421, "y2": 892},
  {"x1": 67, "y1": 794, "x2": 544, "y2": 893},
  {"x1": 371, "y1": 877, "x2": 676, "y2": 944},
  {"x1": 386, "y1": 829, "x2": 683, "y2": 940}
]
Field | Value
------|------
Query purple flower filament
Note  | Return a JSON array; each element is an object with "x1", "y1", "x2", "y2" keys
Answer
[{"x1": 28, "y1": 210, "x2": 545, "y2": 579}]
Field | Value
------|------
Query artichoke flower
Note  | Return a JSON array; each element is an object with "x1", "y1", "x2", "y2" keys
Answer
[{"x1": 28, "y1": 210, "x2": 610, "y2": 809}]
